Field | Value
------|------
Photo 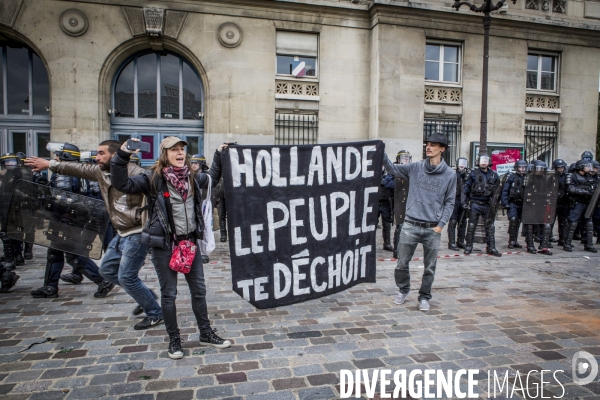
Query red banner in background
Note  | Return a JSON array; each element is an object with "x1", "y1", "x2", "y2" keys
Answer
[{"x1": 492, "y1": 149, "x2": 521, "y2": 175}]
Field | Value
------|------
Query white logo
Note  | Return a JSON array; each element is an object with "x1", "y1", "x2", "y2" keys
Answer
[{"x1": 572, "y1": 351, "x2": 598, "y2": 385}]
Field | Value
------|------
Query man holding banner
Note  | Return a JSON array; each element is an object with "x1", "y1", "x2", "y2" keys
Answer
[{"x1": 383, "y1": 133, "x2": 456, "y2": 311}]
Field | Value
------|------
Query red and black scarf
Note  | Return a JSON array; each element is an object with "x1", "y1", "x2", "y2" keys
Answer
[{"x1": 162, "y1": 165, "x2": 190, "y2": 201}]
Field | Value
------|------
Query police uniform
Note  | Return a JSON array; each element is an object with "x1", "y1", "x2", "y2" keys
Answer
[
  {"x1": 447, "y1": 159, "x2": 469, "y2": 251},
  {"x1": 462, "y1": 156, "x2": 502, "y2": 256},
  {"x1": 501, "y1": 162, "x2": 527, "y2": 250},
  {"x1": 563, "y1": 160, "x2": 597, "y2": 253},
  {"x1": 552, "y1": 159, "x2": 570, "y2": 246}
]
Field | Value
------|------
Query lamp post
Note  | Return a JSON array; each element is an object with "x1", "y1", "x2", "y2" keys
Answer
[{"x1": 452, "y1": 0, "x2": 516, "y2": 156}]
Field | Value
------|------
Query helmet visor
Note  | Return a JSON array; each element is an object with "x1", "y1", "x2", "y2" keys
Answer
[
  {"x1": 479, "y1": 155, "x2": 490, "y2": 167},
  {"x1": 457, "y1": 159, "x2": 468, "y2": 169},
  {"x1": 398, "y1": 154, "x2": 411, "y2": 165},
  {"x1": 535, "y1": 165, "x2": 545, "y2": 171},
  {"x1": 2, "y1": 158, "x2": 18, "y2": 167},
  {"x1": 516, "y1": 165, "x2": 527, "y2": 173},
  {"x1": 582, "y1": 163, "x2": 592, "y2": 172}
]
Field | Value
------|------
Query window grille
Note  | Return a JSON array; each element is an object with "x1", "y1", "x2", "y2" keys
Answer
[
  {"x1": 275, "y1": 113, "x2": 318, "y2": 145},
  {"x1": 423, "y1": 118, "x2": 461, "y2": 167},
  {"x1": 524, "y1": 124, "x2": 557, "y2": 164}
]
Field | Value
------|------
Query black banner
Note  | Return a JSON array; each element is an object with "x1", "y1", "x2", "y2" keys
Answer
[{"x1": 222, "y1": 141, "x2": 384, "y2": 309}]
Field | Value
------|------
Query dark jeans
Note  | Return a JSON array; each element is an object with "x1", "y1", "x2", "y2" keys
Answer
[
  {"x1": 151, "y1": 246, "x2": 211, "y2": 337},
  {"x1": 395, "y1": 222, "x2": 441, "y2": 301}
]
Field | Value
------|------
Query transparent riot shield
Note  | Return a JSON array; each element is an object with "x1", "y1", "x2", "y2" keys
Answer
[
  {"x1": 393, "y1": 176, "x2": 409, "y2": 225},
  {"x1": 521, "y1": 171, "x2": 558, "y2": 225},
  {"x1": 0, "y1": 166, "x2": 33, "y2": 230},
  {"x1": 585, "y1": 184, "x2": 600, "y2": 219},
  {"x1": 5, "y1": 180, "x2": 109, "y2": 259},
  {"x1": 485, "y1": 173, "x2": 508, "y2": 226}
]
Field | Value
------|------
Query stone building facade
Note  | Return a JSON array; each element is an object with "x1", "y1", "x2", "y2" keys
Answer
[{"x1": 0, "y1": 0, "x2": 599, "y2": 166}]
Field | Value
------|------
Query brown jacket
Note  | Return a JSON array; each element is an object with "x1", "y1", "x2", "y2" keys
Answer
[{"x1": 50, "y1": 161, "x2": 146, "y2": 236}]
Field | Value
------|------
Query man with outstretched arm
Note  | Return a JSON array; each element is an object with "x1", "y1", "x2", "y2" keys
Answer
[
  {"x1": 25, "y1": 140, "x2": 164, "y2": 330},
  {"x1": 382, "y1": 133, "x2": 456, "y2": 311}
]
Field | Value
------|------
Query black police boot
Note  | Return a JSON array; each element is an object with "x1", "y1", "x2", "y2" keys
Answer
[
  {"x1": 202, "y1": 255, "x2": 210, "y2": 264},
  {"x1": 23, "y1": 243, "x2": 34, "y2": 260},
  {"x1": 382, "y1": 223, "x2": 394, "y2": 252},
  {"x1": 464, "y1": 222, "x2": 477, "y2": 255},
  {"x1": 507, "y1": 217, "x2": 521, "y2": 249},
  {"x1": 557, "y1": 219, "x2": 566, "y2": 246},
  {"x1": 14, "y1": 253, "x2": 25, "y2": 266},
  {"x1": 538, "y1": 224, "x2": 553, "y2": 255},
  {"x1": 1, "y1": 237, "x2": 16, "y2": 270},
  {"x1": 486, "y1": 225, "x2": 501, "y2": 257},
  {"x1": 584, "y1": 221, "x2": 598, "y2": 253},
  {"x1": 574, "y1": 223, "x2": 582, "y2": 240},
  {"x1": 60, "y1": 270, "x2": 84, "y2": 284},
  {"x1": 563, "y1": 222, "x2": 577, "y2": 252},
  {"x1": 93, "y1": 279, "x2": 116, "y2": 298},
  {"x1": 0, "y1": 268, "x2": 20, "y2": 293},
  {"x1": 447, "y1": 220, "x2": 459, "y2": 251},
  {"x1": 31, "y1": 285, "x2": 58, "y2": 298},
  {"x1": 220, "y1": 224, "x2": 227, "y2": 242},
  {"x1": 525, "y1": 225, "x2": 537, "y2": 254}
]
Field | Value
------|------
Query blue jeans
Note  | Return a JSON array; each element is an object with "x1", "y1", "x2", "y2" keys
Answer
[
  {"x1": 150, "y1": 246, "x2": 211, "y2": 337},
  {"x1": 46, "y1": 248, "x2": 102, "y2": 287},
  {"x1": 395, "y1": 222, "x2": 441, "y2": 301},
  {"x1": 100, "y1": 234, "x2": 162, "y2": 320}
]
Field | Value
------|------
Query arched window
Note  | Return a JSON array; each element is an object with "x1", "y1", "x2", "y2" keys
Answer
[
  {"x1": 0, "y1": 42, "x2": 50, "y2": 157},
  {"x1": 111, "y1": 52, "x2": 205, "y2": 165}
]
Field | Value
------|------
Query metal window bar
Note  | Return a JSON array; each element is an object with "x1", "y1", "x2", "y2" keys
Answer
[
  {"x1": 275, "y1": 113, "x2": 318, "y2": 145},
  {"x1": 422, "y1": 118, "x2": 461, "y2": 167},
  {"x1": 524, "y1": 124, "x2": 557, "y2": 164}
]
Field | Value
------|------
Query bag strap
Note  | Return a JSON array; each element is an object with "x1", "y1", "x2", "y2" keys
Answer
[
  {"x1": 203, "y1": 174, "x2": 212, "y2": 203},
  {"x1": 162, "y1": 178, "x2": 178, "y2": 244}
]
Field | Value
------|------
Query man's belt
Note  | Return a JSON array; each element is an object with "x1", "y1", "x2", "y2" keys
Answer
[
  {"x1": 472, "y1": 200, "x2": 489, "y2": 206},
  {"x1": 405, "y1": 220, "x2": 437, "y2": 228}
]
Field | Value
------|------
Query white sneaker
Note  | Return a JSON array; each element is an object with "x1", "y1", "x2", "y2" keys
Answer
[
  {"x1": 419, "y1": 299, "x2": 430, "y2": 311},
  {"x1": 393, "y1": 292, "x2": 408, "y2": 305}
]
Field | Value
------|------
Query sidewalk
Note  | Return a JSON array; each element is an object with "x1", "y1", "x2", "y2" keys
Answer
[{"x1": 0, "y1": 221, "x2": 599, "y2": 400}]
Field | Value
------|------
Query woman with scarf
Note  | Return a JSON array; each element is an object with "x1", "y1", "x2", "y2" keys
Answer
[{"x1": 110, "y1": 136, "x2": 230, "y2": 359}]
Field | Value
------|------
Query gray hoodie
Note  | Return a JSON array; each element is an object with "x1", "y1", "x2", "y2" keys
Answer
[{"x1": 383, "y1": 154, "x2": 456, "y2": 228}]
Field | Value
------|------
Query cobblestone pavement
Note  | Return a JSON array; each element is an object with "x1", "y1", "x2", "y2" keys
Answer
[{"x1": 1, "y1": 219, "x2": 600, "y2": 399}]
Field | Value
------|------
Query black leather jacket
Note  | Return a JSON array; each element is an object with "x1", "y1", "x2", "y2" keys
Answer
[{"x1": 110, "y1": 149, "x2": 222, "y2": 249}]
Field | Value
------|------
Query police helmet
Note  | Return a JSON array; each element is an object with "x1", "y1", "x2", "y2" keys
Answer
[
  {"x1": 533, "y1": 160, "x2": 547, "y2": 172},
  {"x1": 477, "y1": 153, "x2": 491, "y2": 168},
  {"x1": 190, "y1": 154, "x2": 208, "y2": 170},
  {"x1": 55, "y1": 143, "x2": 81, "y2": 162},
  {"x1": 396, "y1": 150, "x2": 412, "y2": 165},
  {"x1": 552, "y1": 159, "x2": 567, "y2": 169},
  {"x1": 591, "y1": 160, "x2": 600, "y2": 170},
  {"x1": 0, "y1": 153, "x2": 19, "y2": 167},
  {"x1": 581, "y1": 150, "x2": 594, "y2": 161},
  {"x1": 575, "y1": 159, "x2": 593, "y2": 172},
  {"x1": 514, "y1": 160, "x2": 528, "y2": 173},
  {"x1": 130, "y1": 154, "x2": 140, "y2": 165},
  {"x1": 456, "y1": 157, "x2": 468, "y2": 170},
  {"x1": 80, "y1": 151, "x2": 97, "y2": 164}
]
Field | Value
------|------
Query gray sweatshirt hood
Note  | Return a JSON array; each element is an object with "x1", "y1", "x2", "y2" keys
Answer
[{"x1": 424, "y1": 159, "x2": 449, "y2": 174}]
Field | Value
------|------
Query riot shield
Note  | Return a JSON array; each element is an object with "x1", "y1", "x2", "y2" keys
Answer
[
  {"x1": 0, "y1": 166, "x2": 33, "y2": 230},
  {"x1": 5, "y1": 180, "x2": 110, "y2": 259},
  {"x1": 521, "y1": 171, "x2": 558, "y2": 225},
  {"x1": 485, "y1": 173, "x2": 508, "y2": 226},
  {"x1": 585, "y1": 183, "x2": 600, "y2": 219},
  {"x1": 393, "y1": 176, "x2": 409, "y2": 225}
]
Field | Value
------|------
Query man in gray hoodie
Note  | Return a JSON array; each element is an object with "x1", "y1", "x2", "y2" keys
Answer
[{"x1": 383, "y1": 133, "x2": 456, "y2": 311}]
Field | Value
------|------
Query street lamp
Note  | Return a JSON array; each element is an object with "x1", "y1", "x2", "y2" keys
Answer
[{"x1": 452, "y1": 0, "x2": 516, "y2": 156}]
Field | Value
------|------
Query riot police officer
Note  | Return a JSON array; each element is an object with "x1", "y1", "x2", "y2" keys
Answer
[
  {"x1": 563, "y1": 159, "x2": 597, "y2": 253},
  {"x1": 552, "y1": 159, "x2": 569, "y2": 246},
  {"x1": 501, "y1": 160, "x2": 527, "y2": 250},
  {"x1": 31, "y1": 143, "x2": 116, "y2": 298},
  {"x1": 530, "y1": 160, "x2": 553, "y2": 255},
  {"x1": 390, "y1": 150, "x2": 411, "y2": 258},
  {"x1": 379, "y1": 167, "x2": 394, "y2": 252},
  {"x1": 462, "y1": 153, "x2": 502, "y2": 256},
  {"x1": 0, "y1": 153, "x2": 23, "y2": 292},
  {"x1": 448, "y1": 157, "x2": 469, "y2": 251}
]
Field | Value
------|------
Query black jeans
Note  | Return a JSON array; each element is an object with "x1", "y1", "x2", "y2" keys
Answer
[{"x1": 150, "y1": 245, "x2": 211, "y2": 337}]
